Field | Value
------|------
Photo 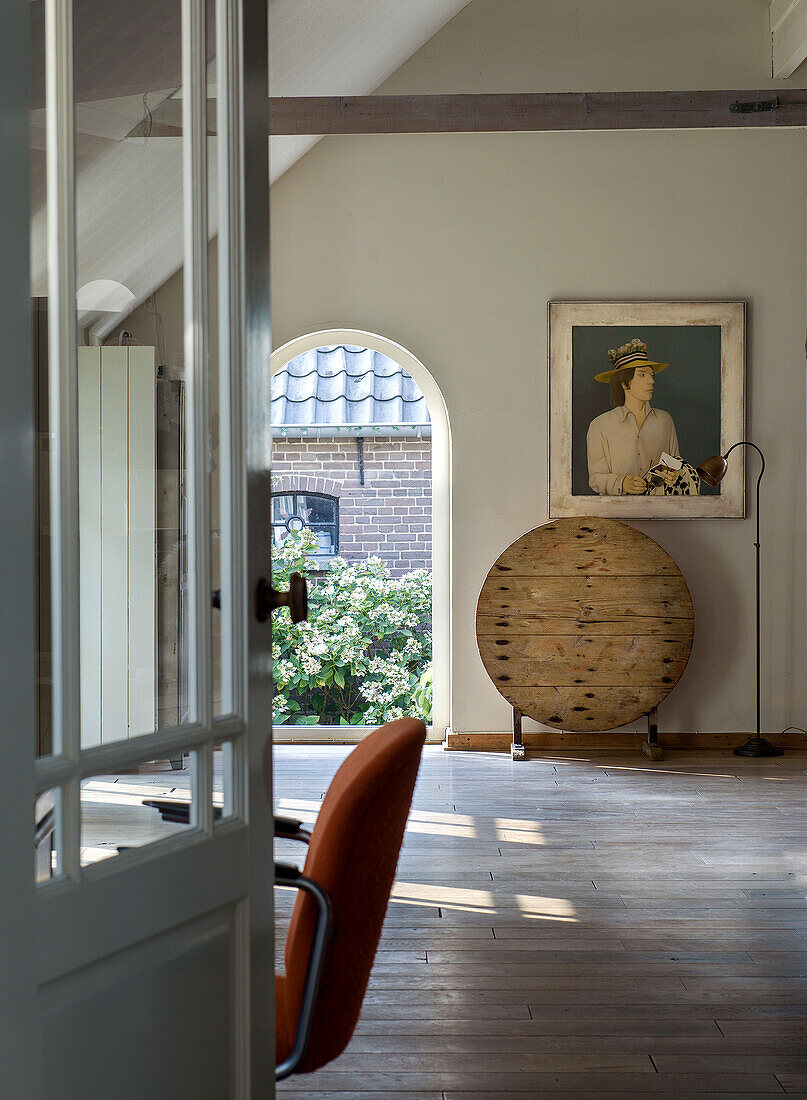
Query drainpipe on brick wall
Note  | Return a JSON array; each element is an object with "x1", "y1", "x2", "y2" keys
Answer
[{"x1": 356, "y1": 436, "x2": 365, "y2": 486}]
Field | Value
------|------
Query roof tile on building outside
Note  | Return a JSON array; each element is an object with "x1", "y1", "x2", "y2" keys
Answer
[{"x1": 271, "y1": 345, "x2": 430, "y2": 428}]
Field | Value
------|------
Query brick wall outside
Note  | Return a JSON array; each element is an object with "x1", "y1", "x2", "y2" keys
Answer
[{"x1": 272, "y1": 436, "x2": 432, "y2": 577}]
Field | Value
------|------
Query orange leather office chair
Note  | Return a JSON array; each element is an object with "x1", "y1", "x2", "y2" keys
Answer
[{"x1": 269, "y1": 717, "x2": 426, "y2": 1081}]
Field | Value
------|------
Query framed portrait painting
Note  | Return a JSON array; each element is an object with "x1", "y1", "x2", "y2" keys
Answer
[{"x1": 548, "y1": 301, "x2": 746, "y2": 519}]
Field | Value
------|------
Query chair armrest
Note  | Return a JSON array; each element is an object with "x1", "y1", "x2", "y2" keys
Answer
[
  {"x1": 274, "y1": 815, "x2": 312, "y2": 844},
  {"x1": 274, "y1": 861, "x2": 333, "y2": 1081}
]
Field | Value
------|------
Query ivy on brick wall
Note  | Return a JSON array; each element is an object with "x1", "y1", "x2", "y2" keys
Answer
[{"x1": 271, "y1": 528, "x2": 432, "y2": 726}]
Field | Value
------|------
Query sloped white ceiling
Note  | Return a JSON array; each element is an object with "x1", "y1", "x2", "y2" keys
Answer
[
  {"x1": 29, "y1": 0, "x2": 471, "y2": 337},
  {"x1": 267, "y1": 0, "x2": 471, "y2": 181}
]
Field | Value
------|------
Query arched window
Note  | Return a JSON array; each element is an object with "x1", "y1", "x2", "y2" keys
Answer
[{"x1": 271, "y1": 490, "x2": 339, "y2": 559}]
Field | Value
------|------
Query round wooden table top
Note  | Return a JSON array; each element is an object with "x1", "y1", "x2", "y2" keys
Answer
[{"x1": 476, "y1": 517, "x2": 694, "y2": 732}]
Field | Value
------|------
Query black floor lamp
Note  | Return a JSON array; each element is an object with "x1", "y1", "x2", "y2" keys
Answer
[{"x1": 697, "y1": 441, "x2": 783, "y2": 757}]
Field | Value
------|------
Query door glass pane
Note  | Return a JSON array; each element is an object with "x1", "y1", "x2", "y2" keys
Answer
[
  {"x1": 71, "y1": 0, "x2": 195, "y2": 747},
  {"x1": 212, "y1": 738, "x2": 234, "y2": 822},
  {"x1": 37, "y1": 0, "x2": 234, "y2": 774},
  {"x1": 80, "y1": 755, "x2": 194, "y2": 867},
  {"x1": 35, "y1": 788, "x2": 60, "y2": 884}
]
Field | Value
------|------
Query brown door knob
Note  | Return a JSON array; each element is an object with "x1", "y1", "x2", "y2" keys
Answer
[{"x1": 255, "y1": 572, "x2": 308, "y2": 624}]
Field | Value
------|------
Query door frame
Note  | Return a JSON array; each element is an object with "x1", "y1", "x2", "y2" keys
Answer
[
  {"x1": 0, "y1": 0, "x2": 38, "y2": 1092},
  {"x1": 270, "y1": 327, "x2": 452, "y2": 743}
]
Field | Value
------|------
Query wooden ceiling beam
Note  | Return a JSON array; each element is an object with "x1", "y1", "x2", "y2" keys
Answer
[
  {"x1": 130, "y1": 90, "x2": 807, "y2": 140},
  {"x1": 265, "y1": 91, "x2": 807, "y2": 134}
]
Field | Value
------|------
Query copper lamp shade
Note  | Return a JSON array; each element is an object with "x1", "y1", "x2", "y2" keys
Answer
[{"x1": 696, "y1": 454, "x2": 728, "y2": 488}]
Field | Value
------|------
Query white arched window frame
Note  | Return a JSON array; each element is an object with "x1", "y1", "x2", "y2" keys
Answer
[{"x1": 271, "y1": 328, "x2": 451, "y2": 742}]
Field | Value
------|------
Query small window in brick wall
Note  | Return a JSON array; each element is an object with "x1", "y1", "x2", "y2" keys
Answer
[{"x1": 272, "y1": 491, "x2": 339, "y2": 562}]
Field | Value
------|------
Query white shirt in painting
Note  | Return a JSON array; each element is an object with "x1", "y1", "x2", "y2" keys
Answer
[{"x1": 586, "y1": 405, "x2": 680, "y2": 496}]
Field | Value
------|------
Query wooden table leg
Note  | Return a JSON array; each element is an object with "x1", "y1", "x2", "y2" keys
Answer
[
  {"x1": 512, "y1": 707, "x2": 525, "y2": 761},
  {"x1": 642, "y1": 707, "x2": 664, "y2": 761}
]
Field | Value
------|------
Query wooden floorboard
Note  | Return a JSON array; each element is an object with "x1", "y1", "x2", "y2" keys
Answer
[{"x1": 274, "y1": 745, "x2": 806, "y2": 1096}]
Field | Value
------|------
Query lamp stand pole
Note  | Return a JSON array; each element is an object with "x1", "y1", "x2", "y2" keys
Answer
[{"x1": 728, "y1": 442, "x2": 783, "y2": 757}]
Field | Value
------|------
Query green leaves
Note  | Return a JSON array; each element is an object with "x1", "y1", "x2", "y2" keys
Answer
[
  {"x1": 294, "y1": 714, "x2": 320, "y2": 726},
  {"x1": 412, "y1": 666, "x2": 433, "y2": 715},
  {"x1": 271, "y1": 529, "x2": 432, "y2": 725}
]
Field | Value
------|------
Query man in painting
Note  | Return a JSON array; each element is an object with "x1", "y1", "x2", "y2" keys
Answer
[{"x1": 586, "y1": 338, "x2": 696, "y2": 496}]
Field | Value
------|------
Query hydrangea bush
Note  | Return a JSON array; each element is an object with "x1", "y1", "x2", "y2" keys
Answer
[{"x1": 271, "y1": 528, "x2": 432, "y2": 727}]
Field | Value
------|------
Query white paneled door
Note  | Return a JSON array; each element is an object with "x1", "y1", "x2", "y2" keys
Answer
[
  {"x1": 78, "y1": 346, "x2": 157, "y2": 747},
  {"x1": 1, "y1": 0, "x2": 274, "y2": 1096}
]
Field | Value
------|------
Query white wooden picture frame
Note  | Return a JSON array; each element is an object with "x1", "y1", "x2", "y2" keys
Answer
[{"x1": 548, "y1": 300, "x2": 746, "y2": 519}]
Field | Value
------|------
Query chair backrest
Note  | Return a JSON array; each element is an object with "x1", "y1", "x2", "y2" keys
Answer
[{"x1": 271, "y1": 717, "x2": 426, "y2": 1073}]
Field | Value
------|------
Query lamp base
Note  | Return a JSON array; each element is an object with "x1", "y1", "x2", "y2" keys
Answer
[{"x1": 733, "y1": 737, "x2": 784, "y2": 757}]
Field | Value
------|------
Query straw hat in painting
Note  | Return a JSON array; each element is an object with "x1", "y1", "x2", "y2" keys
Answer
[{"x1": 594, "y1": 337, "x2": 670, "y2": 383}]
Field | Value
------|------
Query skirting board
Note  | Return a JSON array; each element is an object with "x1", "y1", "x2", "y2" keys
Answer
[{"x1": 444, "y1": 730, "x2": 806, "y2": 752}]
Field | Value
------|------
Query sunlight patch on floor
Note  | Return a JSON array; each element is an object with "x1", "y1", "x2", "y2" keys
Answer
[
  {"x1": 82, "y1": 779, "x2": 190, "y2": 797},
  {"x1": 405, "y1": 820, "x2": 478, "y2": 838},
  {"x1": 495, "y1": 820, "x2": 547, "y2": 844},
  {"x1": 276, "y1": 797, "x2": 322, "y2": 813},
  {"x1": 600, "y1": 763, "x2": 741, "y2": 779},
  {"x1": 79, "y1": 845, "x2": 117, "y2": 864},
  {"x1": 391, "y1": 881, "x2": 494, "y2": 914},
  {"x1": 516, "y1": 893, "x2": 578, "y2": 920},
  {"x1": 409, "y1": 810, "x2": 476, "y2": 826},
  {"x1": 80, "y1": 786, "x2": 173, "y2": 807}
]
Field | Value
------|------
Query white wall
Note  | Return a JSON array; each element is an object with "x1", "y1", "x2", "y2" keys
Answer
[
  {"x1": 377, "y1": 0, "x2": 799, "y2": 93},
  {"x1": 268, "y1": 0, "x2": 807, "y2": 736}
]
